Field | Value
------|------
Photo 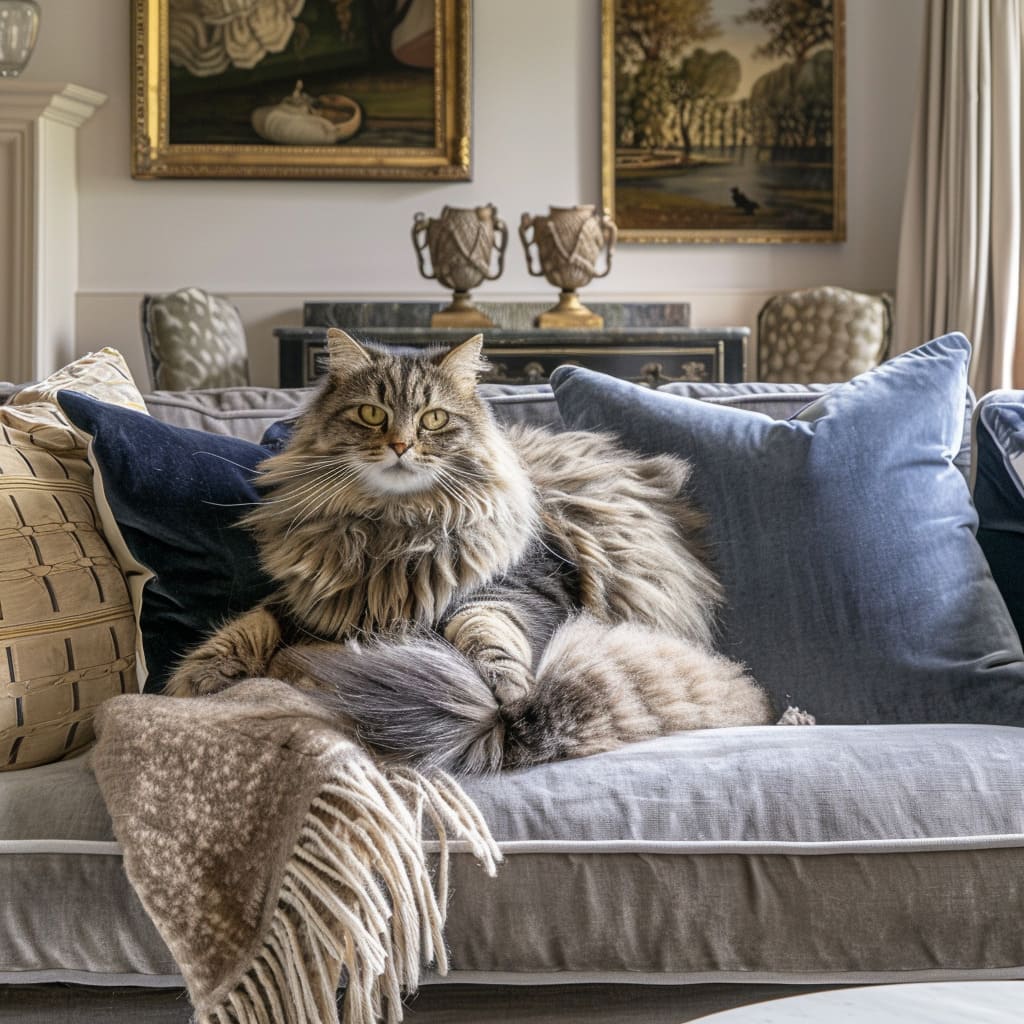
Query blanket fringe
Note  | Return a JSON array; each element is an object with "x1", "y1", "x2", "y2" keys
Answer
[{"x1": 194, "y1": 763, "x2": 500, "y2": 1024}]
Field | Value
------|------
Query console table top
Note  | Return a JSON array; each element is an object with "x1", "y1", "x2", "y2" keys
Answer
[
  {"x1": 277, "y1": 325, "x2": 749, "y2": 347},
  {"x1": 302, "y1": 299, "x2": 693, "y2": 331}
]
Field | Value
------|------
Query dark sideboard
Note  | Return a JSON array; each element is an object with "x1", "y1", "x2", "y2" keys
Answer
[{"x1": 276, "y1": 301, "x2": 749, "y2": 388}]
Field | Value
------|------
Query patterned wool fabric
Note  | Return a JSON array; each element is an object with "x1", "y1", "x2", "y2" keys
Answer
[
  {"x1": 91, "y1": 679, "x2": 500, "y2": 1024},
  {"x1": 0, "y1": 349, "x2": 145, "y2": 770}
]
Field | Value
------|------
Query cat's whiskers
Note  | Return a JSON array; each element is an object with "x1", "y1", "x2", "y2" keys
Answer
[
  {"x1": 263, "y1": 465, "x2": 354, "y2": 517},
  {"x1": 429, "y1": 468, "x2": 480, "y2": 522},
  {"x1": 276, "y1": 464, "x2": 363, "y2": 535},
  {"x1": 434, "y1": 465, "x2": 497, "y2": 520},
  {"x1": 286, "y1": 473, "x2": 364, "y2": 535},
  {"x1": 262, "y1": 469, "x2": 347, "y2": 507}
]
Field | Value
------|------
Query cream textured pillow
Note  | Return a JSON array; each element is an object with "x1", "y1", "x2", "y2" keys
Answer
[{"x1": 0, "y1": 349, "x2": 146, "y2": 770}]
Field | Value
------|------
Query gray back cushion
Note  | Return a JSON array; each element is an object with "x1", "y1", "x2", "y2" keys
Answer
[{"x1": 143, "y1": 380, "x2": 974, "y2": 483}]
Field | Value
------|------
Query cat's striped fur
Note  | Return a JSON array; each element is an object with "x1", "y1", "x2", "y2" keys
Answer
[{"x1": 168, "y1": 330, "x2": 774, "y2": 771}]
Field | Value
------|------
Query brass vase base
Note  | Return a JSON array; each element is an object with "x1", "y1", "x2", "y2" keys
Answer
[
  {"x1": 535, "y1": 290, "x2": 604, "y2": 329},
  {"x1": 431, "y1": 291, "x2": 495, "y2": 328}
]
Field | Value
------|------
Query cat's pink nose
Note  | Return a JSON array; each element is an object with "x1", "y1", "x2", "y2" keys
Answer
[{"x1": 389, "y1": 441, "x2": 409, "y2": 458}]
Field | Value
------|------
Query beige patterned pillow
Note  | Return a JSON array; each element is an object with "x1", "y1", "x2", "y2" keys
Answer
[{"x1": 0, "y1": 349, "x2": 145, "y2": 770}]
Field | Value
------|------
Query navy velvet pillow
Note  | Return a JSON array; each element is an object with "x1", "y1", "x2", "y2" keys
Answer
[
  {"x1": 973, "y1": 391, "x2": 1024, "y2": 641},
  {"x1": 551, "y1": 334, "x2": 1024, "y2": 724},
  {"x1": 58, "y1": 391, "x2": 275, "y2": 693}
]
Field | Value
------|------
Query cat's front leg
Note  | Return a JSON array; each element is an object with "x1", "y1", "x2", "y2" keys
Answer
[
  {"x1": 166, "y1": 605, "x2": 282, "y2": 697},
  {"x1": 443, "y1": 602, "x2": 535, "y2": 705}
]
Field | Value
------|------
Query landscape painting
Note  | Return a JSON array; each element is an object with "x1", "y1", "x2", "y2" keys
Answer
[
  {"x1": 133, "y1": 0, "x2": 470, "y2": 180},
  {"x1": 603, "y1": 0, "x2": 845, "y2": 242}
]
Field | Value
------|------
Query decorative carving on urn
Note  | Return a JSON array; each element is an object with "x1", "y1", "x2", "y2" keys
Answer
[
  {"x1": 519, "y1": 205, "x2": 617, "y2": 328},
  {"x1": 412, "y1": 204, "x2": 508, "y2": 327}
]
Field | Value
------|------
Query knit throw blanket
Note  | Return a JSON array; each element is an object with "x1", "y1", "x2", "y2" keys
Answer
[{"x1": 89, "y1": 679, "x2": 501, "y2": 1024}]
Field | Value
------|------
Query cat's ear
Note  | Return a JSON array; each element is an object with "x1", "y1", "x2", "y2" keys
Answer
[
  {"x1": 327, "y1": 328, "x2": 372, "y2": 374},
  {"x1": 437, "y1": 334, "x2": 487, "y2": 383}
]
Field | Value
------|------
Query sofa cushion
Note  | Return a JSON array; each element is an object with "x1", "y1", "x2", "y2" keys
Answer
[
  {"x1": 4, "y1": 725, "x2": 1024, "y2": 986},
  {"x1": 657, "y1": 380, "x2": 976, "y2": 482},
  {"x1": 551, "y1": 334, "x2": 1024, "y2": 724},
  {"x1": 0, "y1": 351, "x2": 144, "y2": 770},
  {"x1": 143, "y1": 383, "x2": 564, "y2": 442},
  {"x1": 57, "y1": 393, "x2": 275, "y2": 694},
  {"x1": 973, "y1": 391, "x2": 1024, "y2": 641},
  {"x1": 143, "y1": 386, "x2": 315, "y2": 440}
]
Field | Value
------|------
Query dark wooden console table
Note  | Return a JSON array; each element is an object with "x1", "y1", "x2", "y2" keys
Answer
[{"x1": 276, "y1": 301, "x2": 749, "y2": 388}]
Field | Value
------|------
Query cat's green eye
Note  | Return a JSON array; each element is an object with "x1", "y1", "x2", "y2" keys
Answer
[
  {"x1": 357, "y1": 404, "x2": 387, "y2": 427},
  {"x1": 420, "y1": 409, "x2": 449, "y2": 431}
]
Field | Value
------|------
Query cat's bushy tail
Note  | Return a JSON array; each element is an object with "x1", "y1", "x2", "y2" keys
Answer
[{"x1": 277, "y1": 615, "x2": 773, "y2": 774}]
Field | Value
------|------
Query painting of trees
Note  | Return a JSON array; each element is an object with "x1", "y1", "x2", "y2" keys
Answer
[
  {"x1": 737, "y1": 0, "x2": 833, "y2": 66},
  {"x1": 614, "y1": 0, "x2": 720, "y2": 149},
  {"x1": 605, "y1": 0, "x2": 844, "y2": 241}
]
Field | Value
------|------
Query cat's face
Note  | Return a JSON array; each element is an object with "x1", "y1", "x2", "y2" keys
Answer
[{"x1": 301, "y1": 331, "x2": 497, "y2": 500}]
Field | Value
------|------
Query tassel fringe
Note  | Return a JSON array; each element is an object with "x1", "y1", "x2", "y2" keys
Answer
[{"x1": 194, "y1": 762, "x2": 500, "y2": 1024}]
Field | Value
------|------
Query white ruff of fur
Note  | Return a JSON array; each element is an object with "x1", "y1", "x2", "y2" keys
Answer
[{"x1": 245, "y1": 423, "x2": 538, "y2": 640}]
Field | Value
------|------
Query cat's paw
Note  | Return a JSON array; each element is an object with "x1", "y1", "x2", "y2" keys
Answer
[
  {"x1": 165, "y1": 607, "x2": 281, "y2": 698},
  {"x1": 165, "y1": 652, "x2": 254, "y2": 698},
  {"x1": 486, "y1": 662, "x2": 535, "y2": 706},
  {"x1": 777, "y1": 706, "x2": 816, "y2": 726}
]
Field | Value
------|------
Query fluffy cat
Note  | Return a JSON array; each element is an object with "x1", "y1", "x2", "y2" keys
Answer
[{"x1": 168, "y1": 330, "x2": 775, "y2": 771}]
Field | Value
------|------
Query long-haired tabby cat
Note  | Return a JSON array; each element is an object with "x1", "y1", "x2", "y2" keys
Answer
[{"x1": 168, "y1": 329, "x2": 775, "y2": 771}]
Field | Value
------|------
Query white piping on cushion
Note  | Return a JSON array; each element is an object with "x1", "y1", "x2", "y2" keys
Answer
[
  {"x1": 6, "y1": 833, "x2": 1024, "y2": 858},
  {"x1": 4, "y1": 966, "x2": 1024, "y2": 991},
  {"x1": 423, "y1": 834, "x2": 1024, "y2": 856},
  {"x1": 0, "y1": 840, "x2": 122, "y2": 855},
  {"x1": 419, "y1": 966, "x2": 1024, "y2": 987},
  {"x1": 0, "y1": 968, "x2": 184, "y2": 987}
]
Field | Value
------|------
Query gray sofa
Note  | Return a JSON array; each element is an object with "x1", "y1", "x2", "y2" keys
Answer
[{"x1": 2, "y1": 380, "x2": 1022, "y2": 1024}]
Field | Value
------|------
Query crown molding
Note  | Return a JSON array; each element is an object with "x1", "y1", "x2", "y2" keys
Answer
[{"x1": 0, "y1": 81, "x2": 107, "y2": 129}]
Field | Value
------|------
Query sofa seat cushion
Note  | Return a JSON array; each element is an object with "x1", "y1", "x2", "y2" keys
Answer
[
  {"x1": 0, "y1": 753, "x2": 178, "y2": 985},
  {"x1": 3, "y1": 724, "x2": 1024, "y2": 987}
]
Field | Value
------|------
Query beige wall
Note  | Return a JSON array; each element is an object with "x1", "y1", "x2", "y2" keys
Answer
[{"x1": 21, "y1": 0, "x2": 925, "y2": 387}]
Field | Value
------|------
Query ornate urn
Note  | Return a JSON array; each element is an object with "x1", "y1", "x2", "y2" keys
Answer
[
  {"x1": 519, "y1": 205, "x2": 617, "y2": 328},
  {"x1": 412, "y1": 205, "x2": 508, "y2": 327}
]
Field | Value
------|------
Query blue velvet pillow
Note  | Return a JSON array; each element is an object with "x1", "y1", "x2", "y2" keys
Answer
[
  {"x1": 58, "y1": 392, "x2": 275, "y2": 693},
  {"x1": 551, "y1": 334, "x2": 1024, "y2": 724},
  {"x1": 973, "y1": 391, "x2": 1024, "y2": 641}
]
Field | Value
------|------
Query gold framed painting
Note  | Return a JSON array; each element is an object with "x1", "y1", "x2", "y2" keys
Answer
[
  {"x1": 602, "y1": 0, "x2": 846, "y2": 243},
  {"x1": 132, "y1": 0, "x2": 471, "y2": 180}
]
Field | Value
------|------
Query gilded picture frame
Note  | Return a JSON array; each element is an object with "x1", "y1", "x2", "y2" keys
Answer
[
  {"x1": 132, "y1": 0, "x2": 471, "y2": 181},
  {"x1": 602, "y1": 0, "x2": 846, "y2": 243}
]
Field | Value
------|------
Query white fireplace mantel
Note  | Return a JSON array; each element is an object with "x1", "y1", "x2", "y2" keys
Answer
[{"x1": 0, "y1": 81, "x2": 107, "y2": 383}]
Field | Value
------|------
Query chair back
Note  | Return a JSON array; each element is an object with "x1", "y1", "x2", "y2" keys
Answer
[
  {"x1": 140, "y1": 287, "x2": 250, "y2": 391},
  {"x1": 757, "y1": 286, "x2": 893, "y2": 383}
]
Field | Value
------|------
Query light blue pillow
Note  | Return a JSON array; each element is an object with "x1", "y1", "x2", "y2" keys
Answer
[
  {"x1": 551, "y1": 334, "x2": 1024, "y2": 724},
  {"x1": 973, "y1": 390, "x2": 1024, "y2": 641}
]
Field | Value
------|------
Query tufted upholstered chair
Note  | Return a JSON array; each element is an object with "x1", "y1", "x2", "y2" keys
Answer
[
  {"x1": 756, "y1": 286, "x2": 893, "y2": 383},
  {"x1": 140, "y1": 286, "x2": 250, "y2": 391}
]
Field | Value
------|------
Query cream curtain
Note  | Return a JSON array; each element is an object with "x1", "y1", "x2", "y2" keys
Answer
[{"x1": 894, "y1": 0, "x2": 1024, "y2": 392}]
